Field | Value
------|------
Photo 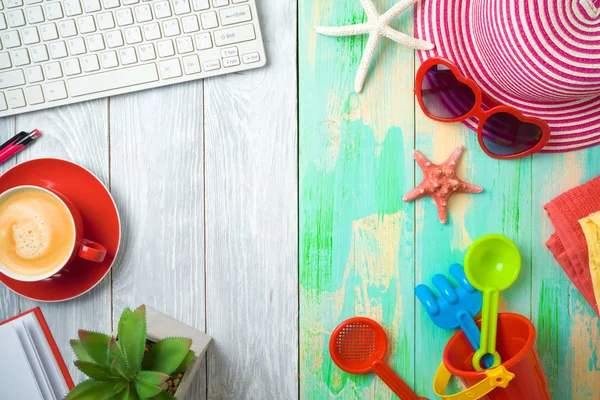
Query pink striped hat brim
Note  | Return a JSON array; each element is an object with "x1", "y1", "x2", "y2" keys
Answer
[{"x1": 415, "y1": 0, "x2": 600, "y2": 153}]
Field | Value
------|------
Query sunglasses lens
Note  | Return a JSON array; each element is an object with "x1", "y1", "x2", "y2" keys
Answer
[
  {"x1": 481, "y1": 112, "x2": 544, "y2": 156},
  {"x1": 420, "y1": 64, "x2": 477, "y2": 120}
]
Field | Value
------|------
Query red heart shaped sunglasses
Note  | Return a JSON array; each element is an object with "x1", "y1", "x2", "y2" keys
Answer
[{"x1": 415, "y1": 57, "x2": 551, "y2": 159}]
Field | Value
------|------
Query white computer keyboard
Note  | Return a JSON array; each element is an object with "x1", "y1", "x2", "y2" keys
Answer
[{"x1": 0, "y1": 0, "x2": 266, "y2": 117}]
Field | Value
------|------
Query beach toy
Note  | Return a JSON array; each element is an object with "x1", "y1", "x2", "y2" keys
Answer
[
  {"x1": 464, "y1": 234, "x2": 521, "y2": 370},
  {"x1": 433, "y1": 313, "x2": 551, "y2": 400},
  {"x1": 329, "y1": 317, "x2": 427, "y2": 400},
  {"x1": 415, "y1": 264, "x2": 493, "y2": 368}
]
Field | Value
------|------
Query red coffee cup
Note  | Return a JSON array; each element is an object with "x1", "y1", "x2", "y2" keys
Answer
[
  {"x1": 434, "y1": 312, "x2": 551, "y2": 400},
  {"x1": 0, "y1": 185, "x2": 107, "y2": 282}
]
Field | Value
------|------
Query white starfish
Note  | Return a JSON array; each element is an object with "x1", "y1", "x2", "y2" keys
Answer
[{"x1": 315, "y1": 0, "x2": 434, "y2": 93}]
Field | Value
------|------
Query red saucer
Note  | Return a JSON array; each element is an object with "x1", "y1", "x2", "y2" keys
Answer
[{"x1": 0, "y1": 159, "x2": 121, "y2": 302}]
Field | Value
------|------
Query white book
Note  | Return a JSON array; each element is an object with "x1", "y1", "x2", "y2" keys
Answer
[{"x1": 0, "y1": 309, "x2": 72, "y2": 400}]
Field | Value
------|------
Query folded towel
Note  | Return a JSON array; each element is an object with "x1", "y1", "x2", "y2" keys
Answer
[
  {"x1": 545, "y1": 175, "x2": 600, "y2": 317},
  {"x1": 579, "y1": 212, "x2": 600, "y2": 315}
]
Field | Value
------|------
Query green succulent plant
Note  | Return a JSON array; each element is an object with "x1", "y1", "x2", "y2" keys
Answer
[{"x1": 66, "y1": 305, "x2": 195, "y2": 400}]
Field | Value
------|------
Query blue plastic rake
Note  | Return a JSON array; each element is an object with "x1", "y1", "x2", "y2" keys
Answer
[{"x1": 415, "y1": 263, "x2": 494, "y2": 368}]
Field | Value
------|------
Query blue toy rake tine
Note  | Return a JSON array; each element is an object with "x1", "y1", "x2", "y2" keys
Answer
[
  {"x1": 449, "y1": 263, "x2": 476, "y2": 293},
  {"x1": 415, "y1": 284, "x2": 440, "y2": 316},
  {"x1": 432, "y1": 274, "x2": 459, "y2": 304}
]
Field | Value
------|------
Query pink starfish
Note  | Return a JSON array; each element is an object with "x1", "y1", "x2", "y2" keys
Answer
[{"x1": 403, "y1": 145, "x2": 483, "y2": 224}]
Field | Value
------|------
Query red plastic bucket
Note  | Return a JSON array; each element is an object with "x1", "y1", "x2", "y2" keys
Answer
[{"x1": 434, "y1": 313, "x2": 551, "y2": 400}]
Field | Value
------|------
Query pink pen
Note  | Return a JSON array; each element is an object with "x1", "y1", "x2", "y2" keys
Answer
[{"x1": 0, "y1": 129, "x2": 41, "y2": 164}]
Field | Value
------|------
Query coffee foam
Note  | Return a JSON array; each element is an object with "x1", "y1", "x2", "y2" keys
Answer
[{"x1": 0, "y1": 189, "x2": 75, "y2": 277}]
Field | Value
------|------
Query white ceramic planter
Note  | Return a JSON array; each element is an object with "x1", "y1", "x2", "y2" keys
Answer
[{"x1": 115, "y1": 307, "x2": 212, "y2": 399}]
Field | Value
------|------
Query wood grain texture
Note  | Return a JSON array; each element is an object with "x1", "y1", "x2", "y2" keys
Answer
[
  {"x1": 300, "y1": 0, "x2": 416, "y2": 398},
  {"x1": 15, "y1": 100, "x2": 112, "y2": 384},
  {"x1": 204, "y1": 0, "x2": 298, "y2": 398},
  {"x1": 300, "y1": 0, "x2": 599, "y2": 399},
  {"x1": 0, "y1": 116, "x2": 18, "y2": 322},
  {"x1": 109, "y1": 83, "x2": 206, "y2": 399}
]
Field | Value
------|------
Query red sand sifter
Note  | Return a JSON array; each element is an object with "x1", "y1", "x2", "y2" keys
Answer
[
  {"x1": 433, "y1": 313, "x2": 551, "y2": 400},
  {"x1": 329, "y1": 317, "x2": 426, "y2": 400}
]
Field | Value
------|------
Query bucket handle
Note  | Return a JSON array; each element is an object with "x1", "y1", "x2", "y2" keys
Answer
[{"x1": 433, "y1": 362, "x2": 515, "y2": 400}]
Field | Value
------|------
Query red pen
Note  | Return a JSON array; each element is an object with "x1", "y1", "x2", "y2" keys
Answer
[{"x1": 0, "y1": 129, "x2": 41, "y2": 164}]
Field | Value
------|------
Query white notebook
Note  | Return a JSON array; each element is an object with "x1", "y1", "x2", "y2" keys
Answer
[{"x1": 0, "y1": 310, "x2": 70, "y2": 400}]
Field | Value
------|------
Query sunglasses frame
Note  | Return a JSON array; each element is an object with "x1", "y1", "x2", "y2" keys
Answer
[{"x1": 415, "y1": 57, "x2": 551, "y2": 159}]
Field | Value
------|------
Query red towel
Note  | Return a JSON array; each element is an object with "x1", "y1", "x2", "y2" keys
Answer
[{"x1": 545, "y1": 175, "x2": 600, "y2": 317}]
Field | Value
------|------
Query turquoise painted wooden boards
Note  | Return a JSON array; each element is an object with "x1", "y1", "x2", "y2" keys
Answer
[{"x1": 299, "y1": 0, "x2": 600, "y2": 398}]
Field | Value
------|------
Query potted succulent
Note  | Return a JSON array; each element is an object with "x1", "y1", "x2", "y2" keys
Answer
[{"x1": 66, "y1": 305, "x2": 211, "y2": 399}]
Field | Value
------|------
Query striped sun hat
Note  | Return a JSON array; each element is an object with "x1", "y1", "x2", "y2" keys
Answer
[{"x1": 414, "y1": 0, "x2": 600, "y2": 153}]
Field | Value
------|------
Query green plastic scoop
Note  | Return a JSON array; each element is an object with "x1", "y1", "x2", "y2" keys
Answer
[{"x1": 464, "y1": 234, "x2": 521, "y2": 371}]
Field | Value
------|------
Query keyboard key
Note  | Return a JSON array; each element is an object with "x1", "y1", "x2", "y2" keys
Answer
[
  {"x1": 192, "y1": 0, "x2": 209, "y2": 11},
  {"x1": 242, "y1": 51, "x2": 259, "y2": 64},
  {"x1": 214, "y1": 23, "x2": 255, "y2": 46},
  {"x1": 68, "y1": 63, "x2": 158, "y2": 96},
  {"x1": 203, "y1": 59, "x2": 220, "y2": 71},
  {"x1": 0, "y1": 69, "x2": 24, "y2": 88},
  {"x1": 162, "y1": 18, "x2": 179, "y2": 37},
  {"x1": 137, "y1": 42, "x2": 155, "y2": 60},
  {"x1": 44, "y1": 80, "x2": 68, "y2": 100},
  {"x1": 157, "y1": 39, "x2": 174, "y2": 57},
  {"x1": 49, "y1": 41, "x2": 68, "y2": 59},
  {"x1": 83, "y1": 0, "x2": 101, "y2": 13},
  {"x1": 124, "y1": 26, "x2": 142, "y2": 44},
  {"x1": 158, "y1": 58, "x2": 181, "y2": 79},
  {"x1": 106, "y1": 30, "x2": 124, "y2": 47},
  {"x1": 213, "y1": 0, "x2": 228, "y2": 7},
  {"x1": 200, "y1": 11, "x2": 218, "y2": 29},
  {"x1": 116, "y1": 8, "x2": 134, "y2": 26},
  {"x1": 143, "y1": 22, "x2": 160, "y2": 40},
  {"x1": 11, "y1": 48, "x2": 29, "y2": 66},
  {"x1": 25, "y1": 64, "x2": 43, "y2": 82},
  {"x1": 63, "y1": 58, "x2": 81, "y2": 75},
  {"x1": 2, "y1": 30, "x2": 20, "y2": 47},
  {"x1": 173, "y1": 0, "x2": 190, "y2": 15},
  {"x1": 175, "y1": 36, "x2": 193, "y2": 54},
  {"x1": 44, "y1": 2, "x2": 64, "y2": 20},
  {"x1": 6, "y1": 0, "x2": 23, "y2": 9},
  {"x1": 29, "y1": 44, "x2": 48, "y2": 62},
  {"x1": 81, "y1": 54, "x2": 100, "y2": 71},
  {"x1": 100, "y1": 50, "x2": 118, "y2": 67},
  {"x1": 221, "y1": 47, "x2": 237, "y2": 57},
  {"x1": 220, "y1": 4, "x2": 251, "y2": 26},
  {"x1": 64, "y1": 0, "x2": 83, "y2": 16},
  {"x1": 78, "y1": 15, "x2": 96, "y2": 33},
  {"x1": 40, "y1": 23, "x2": 58, "y2": 40},
  {"x1": 25, "y1": 5, "x2": 45, "y2": 24},
  {"x1": 182, "y1": 54, "x2": 200, "y2": 74},
  {"x1": 0, "y1": 94, "x2": 7, "y2": 111},
  {"x1": 87, "y1": 33, "x2": 105, "y2": 51},
  {"x1": 97, "y1": 12, "x2": 115, "y2": 30},
  {"x1": 232, "y1": 0, "x2": 248, "y2": 3},
  {"x1": 68, "y1": 37, "x2": 86, "y2": 54},
  {"x1": 223, "y1": 55, "x2": 239, "y2": 68},
  {"x1": 25, "y1": 84, "x2": 44, "y2": 104},
  {"x1": 134, "y1": 4, "x2": 152, "y2": 22},
  {"x1": 59, "y1": 19, "x2": 78, "y2": 37},
  {"x1": 6, "y1": 9, "x2": 25, "y2": 27},
  {"x1": 194, "y1": 32, "x2": 211, "y2": 50},
  {"x1": 21, "y1": 26, "x2": 40, "y2": 44},
  {"x1": 181, "y1": 15, "x2": 199, "y2": 33},
  {"x1": 122, "y1": 0, "x2": 139, "y2": 4},
  {"x1": 0, "y1": 15, "x2": 7, "y2": 30},
  {"x1": 6, "y1": 88, "x2": 25, "y2": 107},
  {"x1": 118, "y1": 47, "x2": 137, "y2": 64},
  {"x1": 0, "y1": 52, "x2": 10, "y2": 68},
  {"x1": 44, "y1": 61, "x2": 62, "y2": 79},
  {"x1": 153, "y1": 1, "x2": 171, "y2": 18},
  {"x1": 103, "y1": 0, "x2": 120, "y2": 9}
]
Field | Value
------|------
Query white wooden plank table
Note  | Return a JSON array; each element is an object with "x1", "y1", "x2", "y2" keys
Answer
[{"x1": 0, "y1": 1, "x2": 298, "y2": 399}]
